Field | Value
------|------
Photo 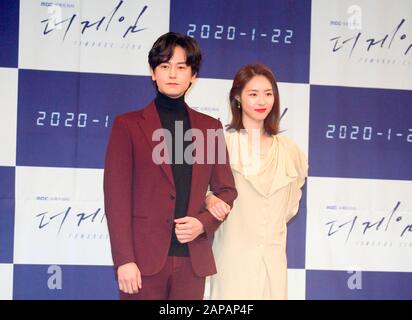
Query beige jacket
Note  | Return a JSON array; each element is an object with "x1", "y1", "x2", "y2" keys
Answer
[{"x1": 209, "y1": 131, "x2": 308, "y2": 299}]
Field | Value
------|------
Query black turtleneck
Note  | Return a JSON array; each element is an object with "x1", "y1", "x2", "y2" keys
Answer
[{"x1": 155, "y1": 91, "x2": 192, "y2": 257}]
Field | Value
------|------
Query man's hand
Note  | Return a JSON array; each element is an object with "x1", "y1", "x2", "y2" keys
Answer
[
  {"x1": 117, "y1": 262, "x2": 142, "y2": 294},
  {"x1": 174, "y1": 217, "x2": 205, "y2": 243},
  {"x1": 205, "y1": 194, "x2": 231, "y2": 221}
]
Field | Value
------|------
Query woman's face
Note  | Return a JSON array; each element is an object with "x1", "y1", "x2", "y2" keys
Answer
[{"x1": 239, "y1": 75, "x2": 274, "y2": 125}]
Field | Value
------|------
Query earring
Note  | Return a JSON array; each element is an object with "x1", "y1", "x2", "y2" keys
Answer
[{"x1": 237, "y1": 102, "x2": 241, "y2": 109}]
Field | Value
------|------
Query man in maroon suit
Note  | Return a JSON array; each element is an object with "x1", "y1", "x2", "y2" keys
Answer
[{"x1": 104, "y1": 32, "x2": 237, "y2": 300}]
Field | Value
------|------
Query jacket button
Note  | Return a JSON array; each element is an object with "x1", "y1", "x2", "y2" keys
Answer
[
  {"x1": 166, "y1": 218, "x2": 173, "y2": 224},
  {"x1": 169, "y1": 194, "x2": 175, "y2": 200}
]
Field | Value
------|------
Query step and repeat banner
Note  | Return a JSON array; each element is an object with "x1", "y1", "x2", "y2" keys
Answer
[{"x1": 0, "y1": 0, "x2": 411, "y2": 299}]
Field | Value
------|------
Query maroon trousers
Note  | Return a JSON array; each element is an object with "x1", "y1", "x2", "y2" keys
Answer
[{"x1": 119, "y1": 256, "x2": 205, "y2": 300}]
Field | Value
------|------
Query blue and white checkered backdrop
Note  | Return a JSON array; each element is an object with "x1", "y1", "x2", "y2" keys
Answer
[{"x1": 0, "y1": 0, "x2": 411, "y2": 300}]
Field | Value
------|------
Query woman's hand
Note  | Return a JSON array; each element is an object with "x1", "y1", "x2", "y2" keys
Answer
[{"x1": 205, "y1": 194, "x2": 231, "y2": 221}]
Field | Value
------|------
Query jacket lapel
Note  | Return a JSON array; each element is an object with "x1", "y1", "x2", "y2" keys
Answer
[
  {"x1": 185, "y1": 105, "x2": 201, "y2": 216},
  {"x1": 138, "y1": 101, "x2": 175, "y2": 188}
]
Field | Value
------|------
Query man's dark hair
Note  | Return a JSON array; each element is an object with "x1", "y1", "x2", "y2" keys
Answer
[{"x1": 148, "y1": 32, "x2": 202, "y2": 75}]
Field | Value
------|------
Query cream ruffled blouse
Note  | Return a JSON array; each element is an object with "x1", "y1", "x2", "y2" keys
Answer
[{"x1": 209, "y1": 130, "x2": 308, "y2": 300}]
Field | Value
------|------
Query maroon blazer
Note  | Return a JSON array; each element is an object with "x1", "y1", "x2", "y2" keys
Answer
[{"x1": 104, "y1": 101, "x2": 237, "y2": 277}]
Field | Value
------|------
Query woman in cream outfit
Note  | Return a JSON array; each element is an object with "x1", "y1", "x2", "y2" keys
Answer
[{"x1": 206, "y1": 64, "x2": 308, "y2": 300}]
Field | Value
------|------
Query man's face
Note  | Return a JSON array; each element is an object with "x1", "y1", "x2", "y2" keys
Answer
[{"x1": 150, "y1": 46, "x2": 196, "y2": 98}]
